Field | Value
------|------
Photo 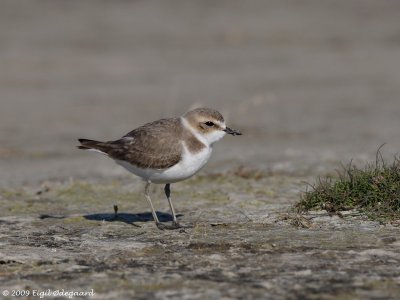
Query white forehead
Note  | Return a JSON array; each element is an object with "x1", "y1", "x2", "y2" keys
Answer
[{"x1": 215, "y1": 120, "x2": 226, "y2": 129}]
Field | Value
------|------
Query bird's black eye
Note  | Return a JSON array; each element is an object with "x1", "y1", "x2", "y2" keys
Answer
[{"x1": 205, "y1": 121, "x2": 214, "y2": 127}]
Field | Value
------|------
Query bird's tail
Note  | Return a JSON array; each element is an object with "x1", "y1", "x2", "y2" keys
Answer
[{"x1": 77, "y1": 138, "x2": 103, "y2": 150}]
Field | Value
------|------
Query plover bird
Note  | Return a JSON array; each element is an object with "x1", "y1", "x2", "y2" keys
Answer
[{"x1": 78, "y1": 108, "x2": 241, "y2": 230}]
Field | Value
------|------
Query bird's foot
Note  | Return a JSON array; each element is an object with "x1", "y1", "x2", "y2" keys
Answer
[
  {"x1": 171, "y1": 221, "x2": 183, "y2": 229},
  {"x1": 156, "y1": 222, "x2": 168, "y2": 230},
  {"x1": 155, "y1": 221, "x2": 184, "y2": 231}
]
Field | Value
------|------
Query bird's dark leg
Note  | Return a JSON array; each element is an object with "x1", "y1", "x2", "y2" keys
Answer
[{"x1": 164, "y1": 183, "x2": 181, "y2": 229}]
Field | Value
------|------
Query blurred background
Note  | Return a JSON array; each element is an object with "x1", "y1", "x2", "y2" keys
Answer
[{"x1": 1, "y1": 0, "x2": 400, "y2": 186}]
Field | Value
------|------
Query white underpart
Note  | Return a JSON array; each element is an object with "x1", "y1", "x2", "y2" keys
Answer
[{"x1": 115, "y1": 143, "x2": 212, "y2": 184}]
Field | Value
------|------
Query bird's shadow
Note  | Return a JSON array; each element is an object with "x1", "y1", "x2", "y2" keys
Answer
[{"x1": 83, "y1": 211, "x2": 183, "y2": 226}]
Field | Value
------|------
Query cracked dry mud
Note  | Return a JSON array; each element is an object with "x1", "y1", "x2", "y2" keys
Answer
[{"x1": 1, "y1": 172, "x2": 399, "y2": 300}]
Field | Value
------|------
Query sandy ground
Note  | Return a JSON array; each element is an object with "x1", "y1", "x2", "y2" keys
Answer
[{"x1": 1, "y1": 0, "x2": 400, "y2": 299}]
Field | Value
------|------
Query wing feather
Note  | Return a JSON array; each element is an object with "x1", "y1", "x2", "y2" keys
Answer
[{"x1": 84, "y1": 118, "x2": 183, "y2": 169}]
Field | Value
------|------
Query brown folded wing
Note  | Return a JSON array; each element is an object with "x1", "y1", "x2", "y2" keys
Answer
[{"x1": 81, "y1": 118, "x2": 183, "y2": 169}]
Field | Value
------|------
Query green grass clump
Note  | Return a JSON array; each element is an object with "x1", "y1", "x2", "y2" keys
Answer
[{"x1": 297, "y1": 152, "x2": 400, "y2": 223}]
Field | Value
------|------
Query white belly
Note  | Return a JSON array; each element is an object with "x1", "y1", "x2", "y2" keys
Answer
[{"x1": 115, "y1": 146, "x2": 212, "y2": 184}]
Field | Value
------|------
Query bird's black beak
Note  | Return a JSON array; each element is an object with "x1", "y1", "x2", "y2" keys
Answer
[{"x1": 224, "y1": 127, "x2": 242, "y2": 136}]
